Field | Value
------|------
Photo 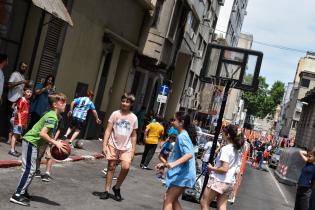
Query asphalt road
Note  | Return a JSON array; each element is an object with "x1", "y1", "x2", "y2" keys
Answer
[
  {"x1": 0, "y1": 155, "x2": 199, "y2": 210},
  {"x1": 0, "y1": 155, "x2": 298, "y2": 210},
  {"x1": 229, "y1": 163, "x2": 296, "y2": 210}
]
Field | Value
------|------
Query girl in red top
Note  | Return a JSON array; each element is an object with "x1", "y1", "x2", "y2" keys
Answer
[{"x1": 9, "y1": 87, "x2": 32, "y2": 157}]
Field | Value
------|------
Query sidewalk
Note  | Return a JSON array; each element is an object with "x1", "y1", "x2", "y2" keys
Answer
[{"x1": 0, "y1": 137, "x2": 159, "y2": 168}]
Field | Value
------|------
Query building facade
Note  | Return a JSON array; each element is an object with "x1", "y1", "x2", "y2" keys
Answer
[
  {"x1": 197, "y1": 0, "x2": 249, "y2": 127},
  {"x1": 0, "y1": 0, "x2": 154, "y2": 138},
  {"x1": 296, "y1": 88, "x2": 315, "y2": 149},
  {"x1": 280, "y1": 70, "x2": 315, "y2": 138},
  {"x1": 176, "y1": 0, "x2": 221, "y2": 119}
]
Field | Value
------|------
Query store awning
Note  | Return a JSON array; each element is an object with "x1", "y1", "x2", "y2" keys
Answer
[{"x1": 32, "y1": 0, "x2": 73, "y2": 26}]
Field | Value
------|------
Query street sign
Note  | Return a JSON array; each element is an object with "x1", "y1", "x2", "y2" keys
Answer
[
  {"x1": 159, "y1": 85, "x2": 170, "y2": 96},
  {"x1": 157, "y1": 94, "x2": 167, "y2": 103}
]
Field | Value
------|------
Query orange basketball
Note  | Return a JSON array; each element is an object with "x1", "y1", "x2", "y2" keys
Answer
[{"x1": 51, "y1": 140, "x2": 71, "y2": 160}]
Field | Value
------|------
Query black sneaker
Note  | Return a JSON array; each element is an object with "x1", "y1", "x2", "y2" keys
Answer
[
  {"x1": 41, "y1": 173, "x2": 52, "y2": 182},
  {"x1": 99, "y1": 191, "x2": 110, "y2": 200},
  {"x1": 61, "y1": 135, "x2": 67, "y2": 140},
  {"x1": 10, "y1": 194, "x2": 30, "y2": 206},
  {"x1": 23, "y1": 191, "x2": 31, "y2": 200},
  {"x1": 34, "y1": 170, "x2": 41, "y2": 178},
  {"x1": 8, "y1": 151, "x2": 21, "y2": 157},
  {"x1": 112, "y1": 186, "x2": 123, "y2": 201}
]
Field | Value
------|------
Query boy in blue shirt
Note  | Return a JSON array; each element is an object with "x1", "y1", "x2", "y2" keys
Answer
[{"x1": 64, "y1": 90, "x2": 101, "y2": 147}]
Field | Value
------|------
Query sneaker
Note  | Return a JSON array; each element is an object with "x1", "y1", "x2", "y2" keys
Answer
[
  {"x1": 41, "y1": 173, "x2": 52, "y2": 182},
  {"x1": 98, "y1": 138, "x2": 103, "y2": 142},
  {"x1": 8, "y1": 151, "x2": 21, "y2": 157},
  {"x1": 112, "y1": 186, "x2": 123, "y2": 201},
  {"x1": 10, "y1": 194, "x2": 30, "y2": 206},
  {"x1": 99, "y1": 191, "x2": 109, "y2": 200},
  {"x1": 61, "y1": 135, "x2": 67, "y2": 140},
  {"x1": 34, "y1": 170, "x2": 41, "y2": 178},
  {"x1": 102, "y1": 168, "x2": 107, "y2": 175},
  {"x1": 140, "y1": 164, "x2": 144, "y2": 168},
  {"x1": 23, "y1": 191, "x2": 31, "y2": 200}
]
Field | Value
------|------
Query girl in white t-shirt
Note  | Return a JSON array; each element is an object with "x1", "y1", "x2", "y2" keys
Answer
[{"x1": 200, "y1": 124, "x2": 244, "y2": 210}]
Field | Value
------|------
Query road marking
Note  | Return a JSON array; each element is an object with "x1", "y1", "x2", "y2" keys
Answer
[{"x1": 266, "y1": 166, "x2": 289, "y2": 204}]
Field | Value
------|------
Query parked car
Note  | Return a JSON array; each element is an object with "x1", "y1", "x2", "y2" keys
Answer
[{"x1": 268, "y1": 148, "x2": 283, "y2": 168}]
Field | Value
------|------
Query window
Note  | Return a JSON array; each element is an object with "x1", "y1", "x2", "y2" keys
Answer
[
  {"x1": 187, "y1": 12, "x2": 199, "y2": 33},
  {"x1": 188, "y1": 71, "x2": 194, "y2": 87},
  {"x1": 0, "y1": 0, "x2": 30, "y2": 75},
  {"x1": 168, "y1": 0, "x2": 182, "y2": 39},
  {"x1": 193, "y1": 77, "x2": 198, "y2": 89},
  {"x1": 151, "y1": 0, "x2": 163, "y2": 27},
  {"x1": 292, "y1": 120, "x2": 298, "y2": 129},
  {"x1": 300, "y1": 78, "x2": 310, "y2": 88}
]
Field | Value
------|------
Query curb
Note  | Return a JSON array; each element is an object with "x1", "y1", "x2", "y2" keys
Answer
[
  {"x1": 0, "y1": 151, "x2": 152, "y2": 169},
  {"x1": 0, "y1": 153, "x2": 105, "y2": 169}
]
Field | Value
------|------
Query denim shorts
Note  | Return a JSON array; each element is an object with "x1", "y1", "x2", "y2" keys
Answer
[{"x1": 13, "y1": 125, "x2": 24, "y2": 135}]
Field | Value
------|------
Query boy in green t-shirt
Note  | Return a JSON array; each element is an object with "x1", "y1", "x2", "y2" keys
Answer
[{"x1": 10, "y1": 92, "x2": 68, "y2": 207}]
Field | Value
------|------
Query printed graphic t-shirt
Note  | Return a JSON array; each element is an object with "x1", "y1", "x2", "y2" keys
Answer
[
  {"x1": 72, "y1": 97, "x2": 96, "y2": 120},
  {"x1": 108, "y1": 110, "x2": 138, "y2": 151},
  {"x1": 23, "y1": 110, "x2": 58, "y2": 147},
  {"x1": 14, "y1": 97, "x2": 30, "y2": 127}
]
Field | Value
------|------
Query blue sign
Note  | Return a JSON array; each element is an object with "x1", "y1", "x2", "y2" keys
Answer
[{"x1": 159, "y1": 85, "x2": 170, "y2": 96}]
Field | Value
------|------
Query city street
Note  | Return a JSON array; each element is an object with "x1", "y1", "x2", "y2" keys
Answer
[{"x1": 0, "y1": 154, "x2": 297, "y2": 210}]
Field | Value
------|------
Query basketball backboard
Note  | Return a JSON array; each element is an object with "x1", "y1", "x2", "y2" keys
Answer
[{"x1": 200, "y1": 43, "x2": 263, "y2": 92}]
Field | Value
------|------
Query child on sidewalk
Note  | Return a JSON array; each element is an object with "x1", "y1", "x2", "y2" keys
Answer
[
  {"x1": 98, "y1": 93, "x2": 138, "y2": 201},
  {"x1": 64, "y1": 90, "x2": 101, "y2": 147},
  {"x1": 10, "y1": 92, "x2": 68, "y2": 206},
  {"x1": 8, "y1": 87, "x2": 32, "y2": 157}
]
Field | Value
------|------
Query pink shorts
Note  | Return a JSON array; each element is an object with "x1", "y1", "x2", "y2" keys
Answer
[
  {"x1": 207, "y1": 178, "x2": 234, "y2": 195},
  {"x1": 105, "y1": 145, "x2": 132, "y2": 163}
]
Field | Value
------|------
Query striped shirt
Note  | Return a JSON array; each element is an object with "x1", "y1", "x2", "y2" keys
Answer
[{"x1": 72, "y1": 97, "x2": 95, "y2": 120}]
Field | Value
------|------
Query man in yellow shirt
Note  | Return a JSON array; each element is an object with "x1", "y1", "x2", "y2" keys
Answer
[{"x1": 140, "y1": 116, "x2": 164, "y2": 169}]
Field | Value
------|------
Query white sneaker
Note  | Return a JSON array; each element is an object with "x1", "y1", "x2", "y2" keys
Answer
[{"x1": 102, "y1": 168, "x2": 107, "y2": 175}]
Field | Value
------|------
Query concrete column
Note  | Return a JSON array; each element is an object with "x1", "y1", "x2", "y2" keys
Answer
[
  {"x1": 100, "y1": 44, "x2": 122, "y2": 112},
  {"x1": 165, "y1": 53, "x2": 191, "y2": 118},
  {"x1": 105, "y1": 49, "x2": 135, "y2": 120}
]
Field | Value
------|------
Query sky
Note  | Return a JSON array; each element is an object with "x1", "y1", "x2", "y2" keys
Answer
[{"x1": 240, "y1": 0, "x2": 315, "y2": 87}]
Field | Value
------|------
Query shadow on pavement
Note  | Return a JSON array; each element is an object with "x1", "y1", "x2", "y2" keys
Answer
[{"x1": 30, "y1": 195, "x2": 60, "y2": 206}]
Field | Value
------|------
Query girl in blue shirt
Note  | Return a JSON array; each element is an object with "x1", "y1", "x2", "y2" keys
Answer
[
  {"x1": 156, "y1": 112, "x2": 196, "y2": 210},
  {"x1": 294, "y1": 148, "x2": 315, "y2": 210}
]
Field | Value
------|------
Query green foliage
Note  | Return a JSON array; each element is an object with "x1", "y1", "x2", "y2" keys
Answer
[{"x1": 242, "y1": 75, "x2": 285, "y2": 119}]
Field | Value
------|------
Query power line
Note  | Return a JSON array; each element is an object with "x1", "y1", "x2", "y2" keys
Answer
[{"x1": 214, "y1": 29, "x2": 308, "y2": 53}]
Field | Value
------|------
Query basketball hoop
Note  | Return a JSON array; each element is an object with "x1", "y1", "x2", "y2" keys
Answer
[{"x1": 198, "y1": 43, "x2": 263, "y2": 199}]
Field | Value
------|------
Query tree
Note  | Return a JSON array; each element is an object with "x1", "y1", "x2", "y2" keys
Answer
[
  {"x1": 241, "y1": 76, "x2": 285, "y2": 119},
  {"x1": 269, "y1": 81, "x2": 285, "y2": 106}
]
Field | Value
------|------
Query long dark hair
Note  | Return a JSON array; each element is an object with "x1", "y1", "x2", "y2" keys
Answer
[
  {"x1": 175, "y1": 112, "x2": 197, "y2": 145},
  {"x1": 223, "y1": 124, "x2": 244, "y2": 150},
  {"x1": 43, "y1": 75, "x2": 55, "y2": 87}
]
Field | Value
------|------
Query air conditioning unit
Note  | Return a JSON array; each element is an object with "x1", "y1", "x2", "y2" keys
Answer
[
  {"x1": 189, "y1": 28, "x2": 195, "y2": 39},
  {"x1": 192, "y1": 33, "x2": 198, "y2": 43},
  {"x1": 186, "y1": 87, "x2": 194, "y2": 96},
  {"x1": 193, "y1": 100, "x2": 200, "y2": 109},
  {"x1": 218, "y1": 0, "x2": 225, "y2": 6},
  {"x1": 232, "y1": 5, "x2": 237, "y2": 12},
  {"x1": 196, "y1": 50, "x2": 203, "y2": 58}
]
